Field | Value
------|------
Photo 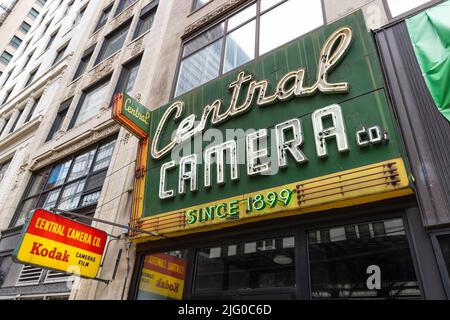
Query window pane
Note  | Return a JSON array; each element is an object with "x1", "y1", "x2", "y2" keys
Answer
[
  {"x1": 73, "y1": 80, "x2": 109, "y2": 127},
  {"x1": 437, "y1": 235, "x2": 450, "y2": 281},
  {"x1": 25, "y1": 168, "x2": 50, "y2": 197},
  {"x1": 228, "y1": 4, "x2": 256, "y2": 30},
  {"x1": 45, "y1": 161, "x2": 72, "y2": 190},
  {"x1": 194, "y1": 236, "x2": 295, "y2": 292},
  {"x1": 223, "y1": 20, "x2": 255, "y2": 73},
  {"x1": 14, "y1": 196, "x2": 39, "y2": 226},
  {"x1": 387, "y1": 0, "x2": 430, "y2": 17},
  {"x1": 93, "y1": 140, "x2": 116, "y2": 171},
  {"x1": 176, "y1": 40, "x2": 222, "y2": 97},
  {"x1": 57, "y1": 180, "x2": 86, "y2": 210},
  {"x1": 137, "y1": 251, "x2": 188, "y2": 300},
  {"x1": 134, "y1": 11, "x2": 155, "y2": 39},
  {"x1": 182, "y1": 23, "x2": 225, "y2": 58},
  {"x1": 261, "y1": 0, "x2": 284, "y2": 11},
  {"x1": 40, "y1": 189, "x2": 61, "y2": 210},
  {"x1": 81, "y1": 191, "x2": 101, "y2": 207},
  {"x1": 308, "y1": 218, "x2": 421, "y2": 299},
  {"x1": 193, "y1": 0, "x2": 212, "y2": 11},
  {"x1": 98, "y1": 23, "x2": 130, "y2": 63},
  {"x1": 68, "y1": 150, "x2": 96, "y2": 181},
  {"x1": 259, "y1": 0, "x2": 323, "y2": 55}
]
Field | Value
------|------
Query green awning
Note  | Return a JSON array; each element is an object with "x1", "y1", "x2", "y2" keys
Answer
[{"x1": 406, "y1": 1, "x2": 450, "y2": 122}]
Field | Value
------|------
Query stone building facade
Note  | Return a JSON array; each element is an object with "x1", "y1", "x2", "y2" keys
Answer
[{"x1": 0, "y1": 0, "x2": 448, "y2": 300}]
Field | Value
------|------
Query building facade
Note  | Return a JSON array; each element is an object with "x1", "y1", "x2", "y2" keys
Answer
[
  {"x1": 0, "y1": 0, "x2": 47, "y2": 76},
  {"x1": 0, "y1": 0, "x2": 449, "y2": 300}
]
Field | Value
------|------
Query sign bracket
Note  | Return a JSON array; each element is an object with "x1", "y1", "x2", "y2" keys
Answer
[{"x1": 50, "y1": 208, "x2": 164, "y2": 238}]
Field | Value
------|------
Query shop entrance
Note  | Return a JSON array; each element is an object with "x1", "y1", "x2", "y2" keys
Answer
[{"x1": 130, "y1": 202, "x2": 438, "y2": 300}]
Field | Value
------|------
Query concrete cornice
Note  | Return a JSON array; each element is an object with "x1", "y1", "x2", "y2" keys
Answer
[
  {"x1": 0, "y1": 115, "x2": 42, "y2": 151},
  {"x1": 30, "y1": 119, "x2": 120, "y2": 171}
]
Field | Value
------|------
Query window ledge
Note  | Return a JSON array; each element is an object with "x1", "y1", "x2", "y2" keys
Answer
[
  {"x1": 129, "y1": 29, "x2": 151, "y2": 46},
  {"x1": 0, "y1": 115, "x2": 42, "y2": 150},
  {"x1": 112, "y1": 1, "x2": 139, "y2": 21}
]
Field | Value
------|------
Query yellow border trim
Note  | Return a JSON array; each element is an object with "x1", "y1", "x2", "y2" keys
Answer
[{"x1": 130, "y1": 157, "x2": 413, "y2": 243}]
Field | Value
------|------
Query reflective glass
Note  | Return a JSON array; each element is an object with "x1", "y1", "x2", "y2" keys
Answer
[
  {"x1": 228, "y1": 4, "x2": 256, "y2": 30},
  {"x1": 182, "y1": 23, "x2": 225, "y2": 58},
  {"x1": 308, "y1": 218, "x2": 421, "y2": 299},
  {"x1": 68, "y1": 150, "x2": 96, "y2": 181},
  {"x1": 194, "y1": 236, "x2": 295, "y2": 292},
  {"x1": 41, "y1": 189, "x2": 61, "y2": 210},
  {"x1": 387, "y1": 0, "x2": 430, "y2": 17},
  {"x1": 73, "y1": 80, "x2": 109, "y2": 127},
  {"x1": 261, "y1": 0, "x2": 284, "y2": 12},
  {"x1": 223, "y1": 20, "x2": 256, "y2": 73},
  {"x1": 259, "y1": 0, "x2": 323, "y2": 55},
  {"x1": 137, "y1": 251, "x2": 188, "y2": 300},
  {"x1": 14, "y1": 197, "x2": 39, "y2": 226},
  {"x1": 93, "y1": 140, "x2": 116, "y2": 171},
  {"x1": 176, "y1": 40, "x2": 222, "y2": 97},
  {"x1": 45, "y1": 161, "x2": 72, "y2": 190},
  {"x1": 58, "y1": 180, "x2": 86, "y2": 210}
]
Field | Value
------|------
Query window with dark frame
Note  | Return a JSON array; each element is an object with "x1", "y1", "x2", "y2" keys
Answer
[
  {"x1": 114, "y1": 54, "x2": 142, "y2": 97},
  {"x1": 174, "y1": 0, "x2": 324, "y2": 97},
  {"x1": 73, "y1": 45, "x2": 95, "y2": 80},
  {"x1": 2, "y1": 67, "x2": 14, "y2": 87},
  {"x1": 20, "y1": 21, "x2": 32, "y2": 34},
  {"x1": 69, "y1": 76, "x2": 111, "y2": 129},
  {"x1": 114, "y1": 0, "x2": 137, "y2": 17},
  {"x1": 11, "y1": 138, "x2": 117, "y2": 227},
  {"x1": 22, "y1": 50, "x2": 35, "y2": 70},
  {"x1": 45, "y1": 29, "x2": 58, "y2": 51},
  {"x1": 73, "y1": 6, "x2": 86, "y2": 27},
  {"x1": 46, "y1": 98, "x2": 72, "y2": 141},
  {"x1": 133, "y1": 1, "x2": 158, "y2": 40},
  {"x1": 1, "y1": 86, "x2": 14, "y2": 105},
  {"x1": 95, "y1": 21, "x2": 131, "y2": 65},
  {"x1": 9, "y1": 108, "x2": 24, "y2": 133},
  {"x1": 28, "y1": 8, "x2": 40, "y2": 20},
  {"x1": 25, "y1": 96, "x2": 41, "y2": 123},
  {"x1": 9, "y1": 36, "x2": 23, "y2": 49},
  {"x1": 94, "y1": 4, "x2": 113, "y2": 33},
  {"x1": 25, "y1": 67, "x2": 39, "y2": 87},
  {"x1": 53, "y1": 43, "x2": 68, "y2": 66},
  {"x1": 192, "y1": 0, "x2": 212, "y2": 11},
  {"x1": 0, "y1": 160, "x2": 11, "y2": 183},
  {"x1": 0, "y1": 51, "x2": 13, "y2": 65},
  {"x1": 308, "y1": 218, "x2": 421, "y2": 299},
  {"x1": 0, "y1": 118, "x2": 10, "y2": 136}
]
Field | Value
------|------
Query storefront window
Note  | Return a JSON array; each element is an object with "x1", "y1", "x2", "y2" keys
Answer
[
  {"x1": 437, "y1": 235, "x2": 450, "y2": 280},
  {"x1": 308, "y1": 218, "x2": 421, "y2": 299},
  {"x1": 136, "y1": 250, "x2": 188, "y2": 300},
  {"x1": 194, "y1": 236, "x2": 295, "y2": 292}
]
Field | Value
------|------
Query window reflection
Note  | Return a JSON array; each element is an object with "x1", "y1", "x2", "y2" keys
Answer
[
  {"x1": 194, "y1": 236, "x2": 295, "y2": 292},
  {"x1": 175, "y1": 40, "x2": 222, "y2": 97},
  {"x1": 260, "y1": 0, "x2": 323, "y2": 55},
  {"x1": 175, "y1": 0, "x2": 324, "y2": 97},
  {"x1": 387, "y1": 0, "x2": 430, "y2": 17},
  {"x1": 308, "y1": 218, "x2": 421, "y2": 299},
  {"x1": 137, "y1": 251, "x2": 188, "y2": 300},
  {"x1": 223, "y1": 20, "x2": 255, "y2": 73}
]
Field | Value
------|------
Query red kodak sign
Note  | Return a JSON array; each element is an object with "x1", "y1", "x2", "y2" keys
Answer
[{"x1": 13, "y1": 209, "x2": 107, "y2": 279}]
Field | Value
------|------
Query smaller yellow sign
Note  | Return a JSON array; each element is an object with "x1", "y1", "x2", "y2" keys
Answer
[{"x1": 138, "y1": 253, "x2": 186, "y2": 300}]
